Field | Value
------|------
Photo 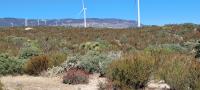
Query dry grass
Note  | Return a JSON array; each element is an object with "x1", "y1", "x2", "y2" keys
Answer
[
  {"x1": 0, "y1": 74, "x2": 106, "y2": 90},
  {"x1": 0, "y1": 26, "x2": 199, "y2": 55}
]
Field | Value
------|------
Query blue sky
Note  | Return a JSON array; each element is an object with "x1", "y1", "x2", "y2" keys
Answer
[{"x1": 0, "y1": 0, "x2": 199, "y2": 25}]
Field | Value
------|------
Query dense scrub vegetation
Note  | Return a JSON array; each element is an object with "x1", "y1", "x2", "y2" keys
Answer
[
  {"x1": 24, "y1": 55, "x2": 52, "y2": 75},
  {"x1": 195, "y1": 41, "x2": 200, "y2": 58},
  {"x1": 106, "y1": 52, "x2": 155, "y2": 90},
  {"x1": 63, "y1": 68, "x2": 89, "y2": 84},
  {"x1": 0, "y1": 53, "x2": 25, "y2": 75},
  {"x1": 0, "y1": 24, "x2": 200, "y2": 89}
]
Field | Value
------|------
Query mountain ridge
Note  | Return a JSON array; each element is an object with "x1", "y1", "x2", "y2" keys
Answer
[{"x1": 0, "y1": 18, "x2": 138, "y2": 28}]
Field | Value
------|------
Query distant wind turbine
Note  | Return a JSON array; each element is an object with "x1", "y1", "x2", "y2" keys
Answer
[
  {"x1": 11, "y1": 23, "x2": 14, "y2": 27},
  {"x1": 55, "y1": 20, "x2": 58, "y2": 26},
  {"x1": 43, "y1": 19, "x2": 47, "y2": 26},
  {"x1": 25, "y1": 18, "x2": 28, "y2": 27},
  {"x1": 37, "y1": 19, "x2": 40, "y2": 26},
  {"x1": 79, "y1": 0, "x2": 87, "y2": 28}
]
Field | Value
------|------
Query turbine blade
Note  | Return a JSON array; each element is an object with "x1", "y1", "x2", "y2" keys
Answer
[{"x1": 79, "y1": 9, "x2": 84, "y2": 15}]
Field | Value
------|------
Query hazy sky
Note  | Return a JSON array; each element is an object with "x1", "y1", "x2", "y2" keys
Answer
[{"x1": 0, "y1": 0, "x2": 199, "y2": 25}]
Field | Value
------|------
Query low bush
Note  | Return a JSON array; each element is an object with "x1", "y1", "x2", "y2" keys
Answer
[
  {"x1": 106, "y1": 52, "x2": 155, "y2": 90},
  {"x1": 6, "y1": 36, "x2": 28, "y2": 47},
  {"x1": 188, "y1": 61, "x2": 200, "y2": 90},
  {"x1": 19, "y1": 41, "x2": 41, "y2": 59},
  {"x1": 145, "y1": 44, "x2": 187, "y2": 53},
  {"x1": 42, "y1": 55, "x2": 81, "y2": 77},
  {"x1": 158, "y1": 54, "x2": 191, "y2": 90},
  {"x1": 64, "y1": 51, "x2": 121, "y2": 76},
  {"x1": 0, "y1": 53, "x2": 25, "y2": 75},
  {"x1": 63, "y1": 68, "x2": 89, "y2": 85},
  {"x1": 78, "y1": 51, "x2": 114, "y2": 75},
  {"x1": 79, "y1": 41, "x2": 109, "y2": 51},
  {"x1": 24, "y1": 55, "x2": 51, "y2": 75},
  {"x1": 195, "y1": 41, "x2": 200, "y2": 58},
  {"x1": 49, "y1": 52, "x2": 67, "y2": 67}
]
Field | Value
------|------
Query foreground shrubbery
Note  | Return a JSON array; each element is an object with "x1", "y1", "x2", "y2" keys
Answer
[
  {"x1": 62, "y1": 51, "x2": 119, "y2": 76},
  {"x1": 49, "y1": 52, "x2": 67, "y2": 67},
  {"x1": 105, "y1": 50, "x2": 200, "y2": 90},
  {"x1": 24, "y1": 55, "x2": 51, "y2": 75},
  {"x1": 63, "y1": 68, "x2": 89, "y2": 85},
  {"x1": 145, "y1": 44, "x2": 187, "y2": 53},
  {"x1": 195, "y1": 41, "x2": 200, "y2": 58},
  {"x1": 188, "y1": 61, "x2": 200, "y2": 90},
  {"x1": 19, "y1": 41, "x2": 41, "y2": 59},
  {"x1": 0, "y1": 53, "x2": 25, "y2": 75},
  {"x1": 155, "y1": 53, "x2": 200, "y2": 90},
  {"x1": 157, "y1": 54, "x2": 191, "y2": 90},
  {"x1": 106, "y1": 52, "x2": 155, "y2": 90}
]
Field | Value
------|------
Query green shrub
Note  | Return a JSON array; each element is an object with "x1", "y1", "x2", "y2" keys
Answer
[
  {"x1": 0, "y1": 53, "x2": 25, "y2": 75},
  {"x1": 43, "y1": 55, "x2": 81, "y2": 77},
  {"x1": 63, "y1": 68, "x2": 89, "y2": 85},
  {"x1": 78, "y1": 51, "x2": 113, "y2": 75},
  {"x1": 188, "y1": 61, "x2": 200, "y2": 90},
  {"x1": 6, "y1": 36, "x2": 28, "y2": 47},
  {"x1": 195, "y1": 41, "x2": 200, "y2": 58},
  {"x1": 79, "y1": 41, "x2": 109, "y2": 51},
  {"x1": 24, "y1": 55, "x2": 51, "y2": 75},
  {"x1": 19, "y1": 41, "x2": 41, "y2": 59},
  {"x1": 106, "y1": 52, "x2": 155, "y2": 90},
  {"x1": 157, "y1": 54, "x2": 191, "y2": 90},
  {"x1": 49, "y1": 52, "x2": 67, "y2": 67},
  {"x1": 145, "y1": 44, "x2": 187, "y2": 53}
]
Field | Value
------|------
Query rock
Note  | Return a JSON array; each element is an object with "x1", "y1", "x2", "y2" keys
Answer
[
  {"x1": 25, "y1": 27, "x2": 33, "y2": 31},
  {"x1": 146, "y1": 80, "x2": 170, "y2": 90}
]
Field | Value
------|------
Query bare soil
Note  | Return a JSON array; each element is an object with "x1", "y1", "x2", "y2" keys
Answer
[{"x1": 0, "y1": 74, "x2": 106, "y2": 90}]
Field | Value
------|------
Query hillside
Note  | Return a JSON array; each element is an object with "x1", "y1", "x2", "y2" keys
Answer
[
  {"x1": 0, "y1": 18, "x2": 137, "y2": 28},
  {"x1": 0, "y1": 25, "x2": 200, "y2": 90}
]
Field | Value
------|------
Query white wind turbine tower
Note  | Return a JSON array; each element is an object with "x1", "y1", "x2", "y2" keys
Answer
[
  {"x1": 43, "y1": 19, "x2": 47, "y2": 26},
  {"x1": 80, "y1": 0, "x2": 87, "y2": 28},
  {"x1": 37, "y1": 19, "x2": 40, "y2": 26},
  {"x1": 136, "y1": 0, "x2": 141, "y2": 27},
  {"x1": 25, "y1": 18, "x2": 28, "y2": 27},
  {"x1": 11, "y1": 23, "x2": 14, "y2": 27}
]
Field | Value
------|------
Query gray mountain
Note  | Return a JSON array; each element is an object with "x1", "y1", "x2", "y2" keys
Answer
[{"x1": 0, "y1": 18, "x2": 138, "y2": 28}]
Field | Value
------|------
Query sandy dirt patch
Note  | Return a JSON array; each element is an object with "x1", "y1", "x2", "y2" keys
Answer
[{"x1": 0, "y1": 74, "x2": 106, "y2": 90}]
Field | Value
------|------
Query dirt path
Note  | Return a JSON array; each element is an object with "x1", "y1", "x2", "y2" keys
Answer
[{"x1": 0, "y1": 74, "x2": 106, "y2": 90}]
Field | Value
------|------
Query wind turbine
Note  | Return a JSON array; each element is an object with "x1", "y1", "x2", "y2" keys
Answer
[
  {"x1": 11, "y1": 23, "x2": 14, "y2": 27},
  {"x1": 136, "y1": 0, "x2": 141, "y2": 27},
  {"x1": 37, "y1": 19, "x2": 40, "y2": 26},
  {"x1": 79, "y1": 0, "x2": 87, "y2": 28},
  {"x1": 43, "y1": 19, "x2": 47, "y2": 26},
  {"x1": 55, "y1": 20, "x2": 58, "y2": 26},
  {"x1": 25, "y1": 18, "x2": 28, "y2": 27}
]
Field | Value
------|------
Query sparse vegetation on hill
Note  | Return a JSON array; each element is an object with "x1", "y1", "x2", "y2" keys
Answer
[{"x1": 0, "y1": 24, "x2": 200, "y2": 90}]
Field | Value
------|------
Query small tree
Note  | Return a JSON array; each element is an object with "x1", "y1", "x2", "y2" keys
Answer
[{"x1": 195, "y1": 41, "x2": 200, "y2": 58}]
